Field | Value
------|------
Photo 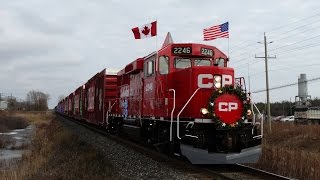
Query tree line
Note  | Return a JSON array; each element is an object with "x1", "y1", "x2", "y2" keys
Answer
[
  {"x1": 254, "y1": 98, "x2": 320, "y2": 116},
  {"x1": 1, "y1": 90, "x2": 49, "y2": 111}
]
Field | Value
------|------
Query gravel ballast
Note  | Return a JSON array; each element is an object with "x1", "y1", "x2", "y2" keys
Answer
[{"x1": 60, "y1": 117, "x2": 197, "y2": 180}]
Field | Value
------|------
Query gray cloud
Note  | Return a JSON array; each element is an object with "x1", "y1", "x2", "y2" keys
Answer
[{"x1": 16, "y1": 10, "x2": 73, "y2": 36}]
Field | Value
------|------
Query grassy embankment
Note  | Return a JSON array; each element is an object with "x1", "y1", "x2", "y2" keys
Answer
[
  {"x1": 257, "y1": 122, "x2": 320, "y2": 179},
  {"x1": 0, "y1": 111, "x2": 121, "y2": 179}
]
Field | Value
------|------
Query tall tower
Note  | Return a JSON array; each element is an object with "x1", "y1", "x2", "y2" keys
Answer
[{"x1": 296, "y1": 74, "x2": 311, "y2": 106}]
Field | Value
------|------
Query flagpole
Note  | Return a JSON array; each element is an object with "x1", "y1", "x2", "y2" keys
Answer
[
  {"x1": 228, "y1": 35, "x2": 230, "y2": 60},
  {"x1": 155, "y1": 20, "x2": 158, "y2": 72},
  {"x1": 228, "y1": 21, "x2": 230, "y2": 61}
]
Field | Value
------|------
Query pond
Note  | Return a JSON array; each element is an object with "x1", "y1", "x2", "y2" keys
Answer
[{"x1": 0, "y1": 125, "x2": 34, "y2": 168}]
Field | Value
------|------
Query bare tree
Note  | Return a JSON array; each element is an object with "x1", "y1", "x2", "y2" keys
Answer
[{"x1": 26, "y1": 90, "x2": 50, "y2": 111}]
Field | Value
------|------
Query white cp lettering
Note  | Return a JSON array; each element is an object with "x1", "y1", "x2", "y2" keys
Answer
[
  {"x1": 197, "y1": 74, "x2": 233, "y2": 88},
  {"x1": 222, "y1": 74, "x2": 232, "y2": 87},
  {"x1": 197, "y1": 74, "x2": 213, "y2": 88},
  {"x1": 218, "y1": 102, "x2": 238, "y2": 112}
]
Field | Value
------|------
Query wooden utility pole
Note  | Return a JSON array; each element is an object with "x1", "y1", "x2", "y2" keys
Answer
[{"x1": 255, "y1": 32, "x2": 276, "y2": 133}]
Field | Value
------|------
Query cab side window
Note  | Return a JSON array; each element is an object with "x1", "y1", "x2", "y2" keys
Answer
[
  {"x1": 159, "y1": 56, "x2": 169, "y2": 75},
  {"x1": 215, "y1": 58, "x2": 225, "y2": 67},
  {"x1": 144, "y1": 57, "x2": 155, "y2": 76}
]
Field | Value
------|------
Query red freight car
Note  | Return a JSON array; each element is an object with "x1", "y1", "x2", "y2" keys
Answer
[
  {"x1": 56, "y1": 36, "x2": 262, "y2": 164},
  {"x1": 63, "y1": 97, "x2": 68, "y2": 115},
  {"x1": 67, "y1": 93, "x2": 74, "y2": 117},
  {"x1": 82, "y1": 69, "x2": 117, "y2": 125},
  {"x1": 73, "y1": 85, "x2": 84, "y2": 119}
]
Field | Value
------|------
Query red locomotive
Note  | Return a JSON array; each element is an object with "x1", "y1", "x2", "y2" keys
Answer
[{"x1": 56, "y1": 37, "x2": 262, "y2": 164}]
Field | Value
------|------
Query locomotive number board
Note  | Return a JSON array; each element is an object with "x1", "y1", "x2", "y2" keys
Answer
[
  {"x1": 172, "y1": 46, "x2": 192, "y2": 55},
  {"x1": 200, "y1": 47, "x2": 213, "y2": 56}
]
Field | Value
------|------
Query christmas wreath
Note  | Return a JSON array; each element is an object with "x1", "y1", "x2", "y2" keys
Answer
[{"x1": 208, "y1": 85, "x2": 250, "y2": 129}]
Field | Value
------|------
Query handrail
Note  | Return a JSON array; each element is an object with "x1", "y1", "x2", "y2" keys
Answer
[
  {"x1": 177, "y1": 88, "x2": 201, "y2": 139},
  {"x1": 252, "y1": 100, "x2": 264, "y2": 138},
  {"x1": 169, "y1": 89, "x2": 176, "y2": 142},
  {"x1": 106, "y1": 100, "x2": 117, "y2": 126}
]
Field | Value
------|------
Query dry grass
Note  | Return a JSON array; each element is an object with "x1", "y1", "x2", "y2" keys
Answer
[
  {"x1": 0, "y1": 112, "x2": 29, "y2": 133},
  {"x1": 0, "y1": 112, "x2": 121, "y2": 179},
  {"x1": 12, "y1": 111, "x2": 52, "y2": 126},
  {"x1": 255, "y1": 122, "x2": 320, "y2": 179}
]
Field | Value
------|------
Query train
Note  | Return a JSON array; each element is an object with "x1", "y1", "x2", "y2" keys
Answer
[{"x1": 56, "y1": 36, "x2": 262, "y2": 164}]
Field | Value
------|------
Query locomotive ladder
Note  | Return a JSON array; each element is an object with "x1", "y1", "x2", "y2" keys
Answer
[{"x1": 169, "y1": 89, "x2": 176, "y2": 142}]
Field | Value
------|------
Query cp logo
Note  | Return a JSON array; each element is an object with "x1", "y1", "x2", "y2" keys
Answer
[
  {"x1": 214, "y1": 94, "x2": 243, "y2": 124},
  {"x1": 197, "y1": 74, "x2": 233, "y2": 88},
  {"x1": 218, "y1": 102, "x2": 238, "y2": 112}
]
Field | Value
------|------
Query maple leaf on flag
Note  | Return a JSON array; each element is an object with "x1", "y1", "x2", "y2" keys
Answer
[{"x1": 142, "y1": 26, "x2": 150, "y2": 35}]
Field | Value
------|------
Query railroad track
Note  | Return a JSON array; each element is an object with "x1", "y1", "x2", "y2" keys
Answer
[
  {"x1": 58, "y1": 114, "x2": 294, "y2": 180},
  {"x1": 202, "y1": 164, "x2": 294, "y2": 180}
]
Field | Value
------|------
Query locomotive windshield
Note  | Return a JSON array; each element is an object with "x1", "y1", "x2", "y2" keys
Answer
[
  {"x1": 194, "y1": 59, "x2": 211, "y2": 66},
  {"x1": 174, "y1": 58, "x2": 212, "y2": 69},
  {"x1": 174, "y1": 58, "x2": 191, "y2": 69}
]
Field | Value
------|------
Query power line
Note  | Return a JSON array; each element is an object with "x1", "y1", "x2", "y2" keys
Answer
[
  {"x1": 273, "y1": 42, "x2": 320, "y2": 56},
  {"x1": 267, "y1": 12, "x2": 320, "y2": 34},
  {"x1": 248, "y1": 35, "x2": 320, "y2": 60},
  {"x1": 246, "y1": 63, "x2": 320, "y2": 78},
  {"x1": 269, "y1": 23, "x2": 320, "y2": 42},
  {"x1": 230, "y1": 13, "x2": 320, "y2": 62},
  {"x1": 267, "y1": 34, "x2": 320, "y2": 53},
  {"x1": 268, "y1": 18, "x2": 320, "y2": 39},
  {"x1": 252, "y1": 76, "x2": 320, "y2": 93},
  {"x1": 232, "y1": 34, "x2": 320, "y2": 64},
  {"x1": 236, "y1": 51, "x2": 320, "y2": 77}
]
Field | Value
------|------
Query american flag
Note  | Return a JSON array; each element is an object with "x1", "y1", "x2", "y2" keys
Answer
[{"x1": 203, "y1": 22, "x2": 229, "y2": 41}]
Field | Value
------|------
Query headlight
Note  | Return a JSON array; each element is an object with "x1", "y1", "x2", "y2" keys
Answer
[
  {"x1": 214, "y1": 75, "x2": 221, "y2": 82},
  {"x1": 200, "y1": 108, "x2": 209, "y2": 115},
  {"x1": 214, "y1": 75, "x2": 221, "y2": 89},
  {"x1": 214, "y1": 82, "x2": 221, "y2": 89},
  {"x1": 247, "y1": 109, "x2": 252, "y2": 116}
]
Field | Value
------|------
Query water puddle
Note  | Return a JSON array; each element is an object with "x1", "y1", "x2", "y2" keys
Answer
[{"x1": 0, "y1": 125, "x2": 34, "y2": 168}]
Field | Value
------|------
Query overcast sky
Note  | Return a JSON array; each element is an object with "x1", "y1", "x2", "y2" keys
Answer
[{"x1": 1, "y1": 0, "x2": 320, "y2": 108}]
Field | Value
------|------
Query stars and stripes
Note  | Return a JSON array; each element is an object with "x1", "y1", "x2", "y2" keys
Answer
[{"x1": 203, "y1": 22, "x2": 229, "y2": 41}]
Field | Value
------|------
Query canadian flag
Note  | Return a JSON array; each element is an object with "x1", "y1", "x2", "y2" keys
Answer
[{"x1": 132, "y1": 21, "x2": 157, "y2": 39}]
